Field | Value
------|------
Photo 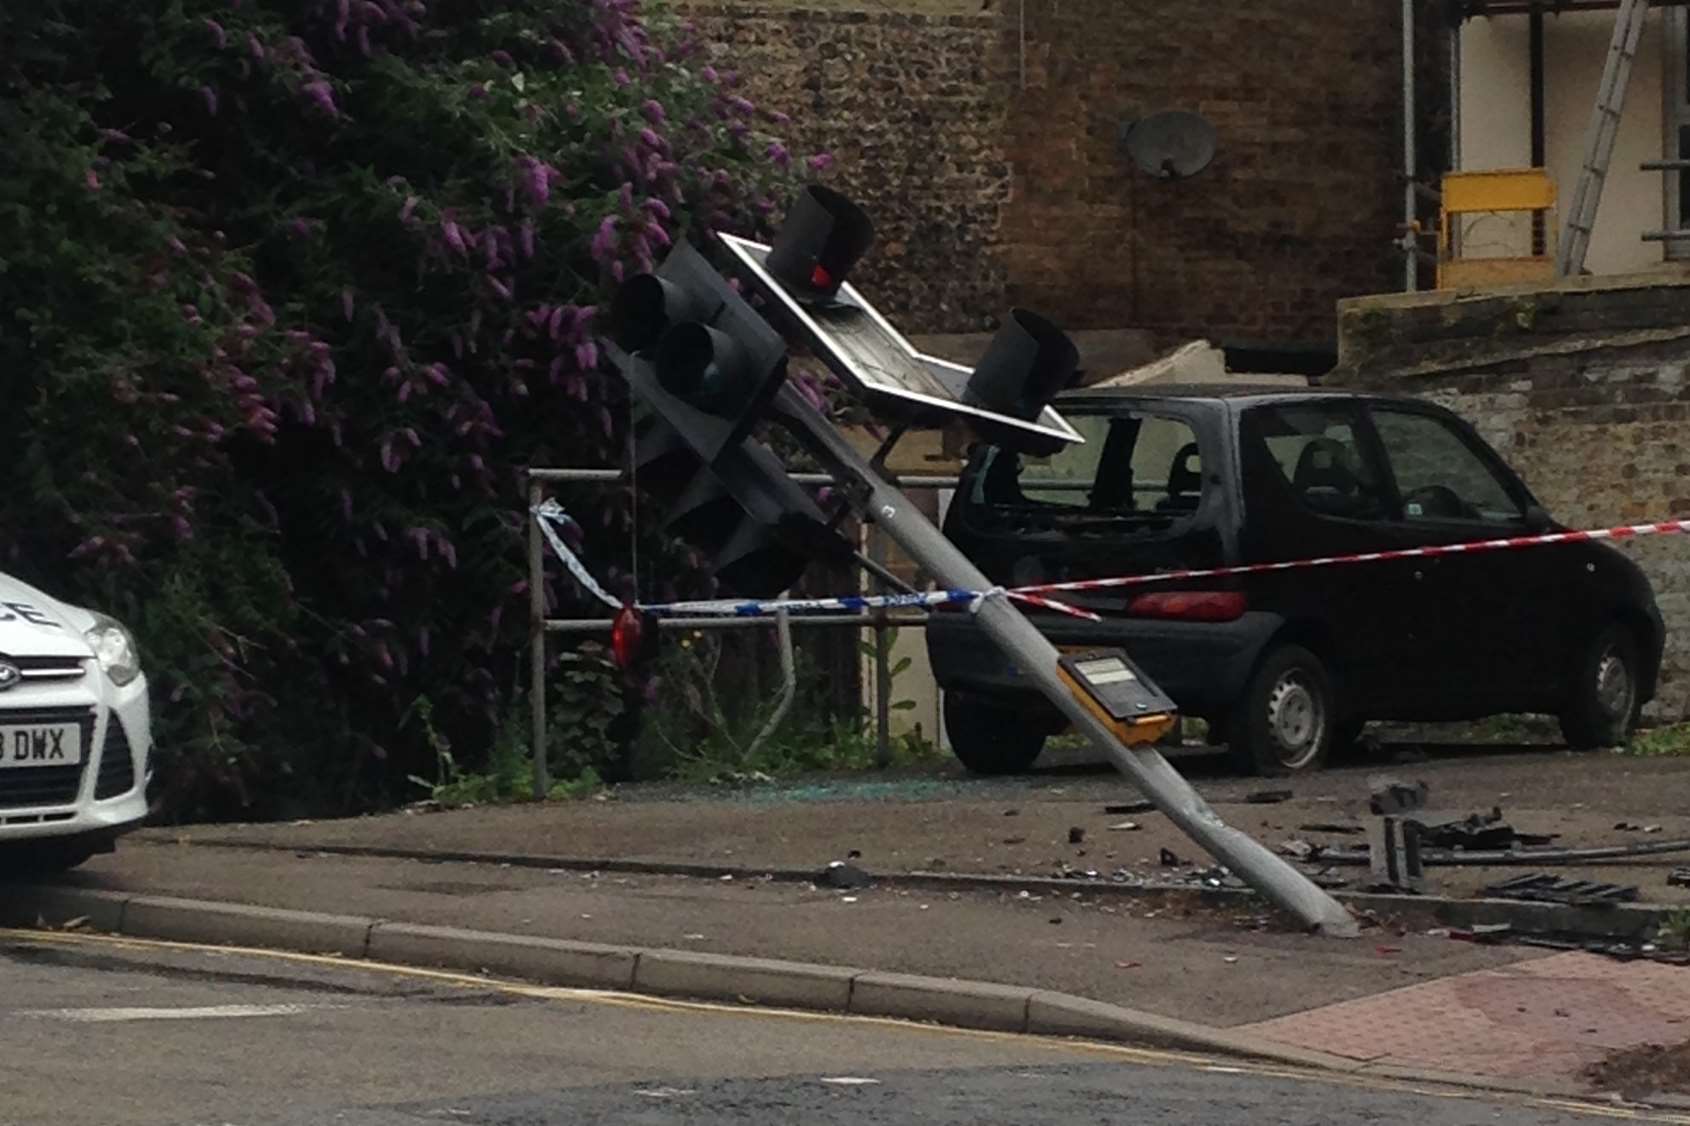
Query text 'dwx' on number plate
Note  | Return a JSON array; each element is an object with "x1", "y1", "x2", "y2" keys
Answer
[{"x1": 0, "y1": 723, "x2": 83, "y2": 768}]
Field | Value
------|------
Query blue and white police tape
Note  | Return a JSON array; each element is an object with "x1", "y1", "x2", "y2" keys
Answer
[{"x1": 529, "y1": 502, "x2": 1101, "y2": 621}]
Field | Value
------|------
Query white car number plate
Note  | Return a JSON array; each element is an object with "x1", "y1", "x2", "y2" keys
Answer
[{"x1": 0, "y1": 724, "x2": 82, "y2": 767}]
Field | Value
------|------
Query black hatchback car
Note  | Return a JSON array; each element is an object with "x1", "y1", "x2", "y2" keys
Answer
[{"x1": 928, "y1": 386, "x2": 1665, "y2": 775}]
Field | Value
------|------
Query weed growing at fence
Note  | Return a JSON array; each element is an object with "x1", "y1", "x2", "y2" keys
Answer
[
  {"x1": 642, "y1": 627, "x2": 941, "y2": 783},
  {"x1": 1627, "y1": 723, "x2": 1690, "y2": 757}
]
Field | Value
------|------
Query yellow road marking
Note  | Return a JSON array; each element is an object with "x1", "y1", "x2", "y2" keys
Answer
[{"x1": 3, "y1": 926, "x2": 1685, "y2": 1123}]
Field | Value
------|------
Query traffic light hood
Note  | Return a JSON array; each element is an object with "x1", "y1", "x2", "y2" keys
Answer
[
  {"x1": 962, "y1": 308, "x2": 1080, "y2": 423},
  {"x1": 764, "y1": 185, "x2": 875, "y2": 306}
]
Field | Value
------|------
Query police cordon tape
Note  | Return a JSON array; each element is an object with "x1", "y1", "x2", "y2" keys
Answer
[
  {"x1": 532, "y1": 500, "x2": 1690, "y2": 623},
  {"x1": 531, "y1": 500, "x2": 1104, "y2": 621}
]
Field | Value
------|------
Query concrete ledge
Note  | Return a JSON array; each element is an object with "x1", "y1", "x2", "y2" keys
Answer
[
  {"x1": 369, "y1": 923, "x2": 637, "y2": 990},
  {"x1": 122, "y1": 895, "x2": 373, "y2": 958},
  {"x1": 1026, "y1": 991, "x2": 1364, "y2": 1070},
  {"x1": 636, "y1": 949, "x2": 858, "y2": 1010},
  {"x1": 0, "y1": 884, "x2": 129, "y2": 933},
  {"x1": 0, "y1": 882, "x2": 1609, "y2": 1100},
  {"x1": 168, "y1": 838, "x2": 1683, "y2": 942},
  {"x1": 850, "y1": 971, "x2": 1031, "y2": 1032}
]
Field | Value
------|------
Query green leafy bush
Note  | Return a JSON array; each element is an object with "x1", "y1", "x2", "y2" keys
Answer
[{"x1": 0, "y1": 0, "x2": 814, "y2": 818}]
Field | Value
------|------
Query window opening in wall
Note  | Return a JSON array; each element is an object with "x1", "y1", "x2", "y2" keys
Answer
[{"x1": 1665, "y1": 8, "x2": 1690, "y2": 259}]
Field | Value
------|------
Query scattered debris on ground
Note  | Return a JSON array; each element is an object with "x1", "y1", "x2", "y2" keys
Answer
[
  {"x1": 1515, "y1": 932, "x2": 1690, "y2": 965},
  {"x1": 1245, "y1": 789, "x2": 1293, "y2": 805},
  {"x1": 1419, "y1": 808, "x2": 1557, "y2": 850},
  {"x1": 1670, "y1": 868, "x2": 1690, "y2": 889},
  {"x1": 1159, "y1": 848, "x2": 1184, "y2": 867},
  {"x1": 1584, "y1": 1039, "x2": 1690, "y2": 1101},
  {"x1": 1298, "y1": 822, "x2": 1364, "y2": 835},
  {"x1": 1446, "y1": 923, "x2": 1512, "y2": 944},
  {"x1": 817, "y1": 860, "x2": 872, "y2": 889},
  {"x1": 1368, "y1": 777, "x2": 1429, "y2": 815},
  {"x1": 1107, "y1": 821, "x2": 1141, "y2": 832},
  {"x1": 1103, "y1": 800, "x2": 1155, "y2": 816},
  {"x1": 1279, "y1": 839, "x2": 1317, "y2": 862},
  {"x1": 1068, "y1": 827, "x2": 1086, "y2": 844},
  {"x1": 1479, "y1": 873, "x2": 1639, "y2": 906}
]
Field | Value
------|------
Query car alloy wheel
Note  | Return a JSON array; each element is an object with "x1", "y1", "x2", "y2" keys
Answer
[
  {"x1": 1594, "y1": 645, "x2": 1635, "y2": 722},
  {"x1": 1265, "y1": 671, "x2": 1326, "y2": 770}
]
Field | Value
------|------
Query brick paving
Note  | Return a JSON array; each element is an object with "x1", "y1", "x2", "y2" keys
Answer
[{"x1": 1240, "y1": 952, "x2": 1690, "y2": 1080}]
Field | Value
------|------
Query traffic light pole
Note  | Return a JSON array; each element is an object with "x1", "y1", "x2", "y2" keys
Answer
[{"x1": 773, "y1": 385, "x2": 1360, "y2": 938}]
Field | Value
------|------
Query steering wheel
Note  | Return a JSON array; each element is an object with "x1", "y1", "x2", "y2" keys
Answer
[{"x1": 1403, "y1": 484, "x2": 1478, "y2": 520}]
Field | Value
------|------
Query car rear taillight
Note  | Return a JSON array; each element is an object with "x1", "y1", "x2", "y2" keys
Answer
[{"x1": 1125, "y1": 590, "x2": 1247, "y2": 622}]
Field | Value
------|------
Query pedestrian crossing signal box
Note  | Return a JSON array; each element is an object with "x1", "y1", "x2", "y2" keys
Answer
[{"x1": 1056, "y1": 649, "x2": 1178, "y2": 747}]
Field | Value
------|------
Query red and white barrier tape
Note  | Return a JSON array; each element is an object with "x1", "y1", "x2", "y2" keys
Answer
[{"x1": 1010, "y1": 518, "x2": 1690, "y2": 598}]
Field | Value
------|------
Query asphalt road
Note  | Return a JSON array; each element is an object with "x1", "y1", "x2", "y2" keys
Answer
[{"x1": 0, "y1": 931, "x2": 1674, "y2": 1126}]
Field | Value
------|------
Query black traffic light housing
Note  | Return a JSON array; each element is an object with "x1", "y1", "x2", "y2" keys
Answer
[
  {"x1": 610, "y1": 239, "x2": 789, "y2": 460},
  {"x1": 609, "y1": 238, "x2": 851, "y2": 598}
]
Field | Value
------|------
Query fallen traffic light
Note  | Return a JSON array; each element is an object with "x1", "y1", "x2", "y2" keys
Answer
[
  {"x1": 608, "y1": 236, "x2": 851, "y2": 598},
  {"x1": 963, "y1": 309, "x2": 1080, "y2": 425}
]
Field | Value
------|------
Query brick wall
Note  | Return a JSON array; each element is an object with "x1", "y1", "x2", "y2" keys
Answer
[
  {"x1": 1333, "y1": 277, "x2": 1690, "y2": 720},
  {"x1": 677, "y1": 2, "x2": 1013, "y2": 334},
  {"x1": 678, "y1": 1, "x2": 1434, "y2": 347}
]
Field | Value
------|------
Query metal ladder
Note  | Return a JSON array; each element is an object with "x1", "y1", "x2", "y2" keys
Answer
[{"x1": 1556, "y1": 0, "x2": 1649, "y2": 277}]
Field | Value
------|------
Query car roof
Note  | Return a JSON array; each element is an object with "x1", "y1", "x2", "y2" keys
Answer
[{"x1": 1054, "y1": 383, "x2": 1428, "y2": 411}]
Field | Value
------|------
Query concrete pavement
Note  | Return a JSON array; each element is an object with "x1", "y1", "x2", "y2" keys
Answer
[
  {"x1": 158, "y1": 748, "x2": 1690, "y2": 905},
  {"x1": 10, "y1": 746, "x2": 1689, "y2": 1103},
  {"x1": 44, "y1": 841, "x2": 1540, "y2": 1028},
  {"x1": 0, "y1": 929, "x2": 1674, "y2": 1126}
]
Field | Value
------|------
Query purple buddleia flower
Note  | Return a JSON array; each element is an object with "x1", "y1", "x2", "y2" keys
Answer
[
  {"x1": 575, "y1": 341, "x2": 599, "y2": 371},
  {"x1": 248, "y1": 32, "x2": 265, "y2": 59},
  {"x1": 200, "y1": 86, "x2": 219, "y2": 115},
  {"x1": 519, "y1": 218, "x2": 535, "y2": 258},
  {"x1": 766, "y1": 141, "x2": 790, "y2": 168},
  {"x1": 334, "y1": 0, "x2": 350, "y2": 40},
  {"x1": 642, "y1": 197, "x2": 671, "y2": 221},
  {"x1": 486, "y1": 274, "x2": 512, "y2": 301},
  {"x1": 84, "y1": 168, "x2": 101, "y2": 190},
  {"x1": 341, "y1": 288, "x2": 355, "y2": 321},
  {"x1": 399, "y1": 194, "x2": 418, "y2": 223},
  {"x1": 206, "y1": 19, "x2": 227, "y2": 48},
  {"x1": 613, "y1": 68, "x2": 630, "y2": 86},
  {"x1": 441, "y1": 216, "x2": 467, "y2": 255},
  {"x1": 639, "y1": 127, "x2": 662, "y2": 150},
  {"x1": 491, "y1": 49, "x2": 514, "y2": 67},
  {"x1": 302, "y1": 81, "x2": 338, "y2": 117},
  {"x1": 590, "y1": 216, "x2": 617, "y2": 260},
  {"x1": 807, "y1": 152, "x2": 835, "y2": 174},
  {"x1": 641, "y1": 99, "x2": 665, "y2": 124}
]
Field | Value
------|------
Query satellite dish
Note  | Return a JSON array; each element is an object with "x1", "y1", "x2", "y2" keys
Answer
[{"x1": 1121, "y1": 111, "x2": 1217, "y2": 180}]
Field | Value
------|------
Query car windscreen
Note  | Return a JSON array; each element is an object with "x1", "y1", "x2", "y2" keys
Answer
[{"x1": 962, "y1": 411, "x2": 1207, "y2": 534}]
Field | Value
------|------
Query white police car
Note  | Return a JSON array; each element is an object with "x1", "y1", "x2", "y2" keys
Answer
[{"x1": 0, "y1": 572, "x2": 150, "y2": 873}]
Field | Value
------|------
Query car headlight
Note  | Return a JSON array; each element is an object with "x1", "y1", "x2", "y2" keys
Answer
[{"x1": 85, "y1": 613, "x2": 141, "y2": 687}]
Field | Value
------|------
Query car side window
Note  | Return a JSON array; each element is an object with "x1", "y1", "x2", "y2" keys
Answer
[
  {"x1": 1248, "y1": 404, "x2": 1388, "y2": 520},
  {"x1": 1009, "y1": 412, "x2": 1205, "y2": 515},
  {"x1": 1371, "y1": 409, "x2": 1524, "y2": 523}
]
